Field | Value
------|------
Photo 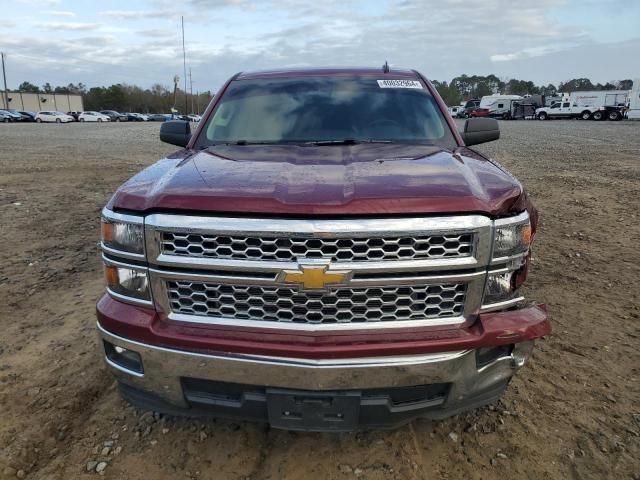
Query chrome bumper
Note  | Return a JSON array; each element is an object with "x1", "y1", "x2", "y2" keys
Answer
[{"x1": 98, "y1": 323, "x2": 534, "y2": 414}]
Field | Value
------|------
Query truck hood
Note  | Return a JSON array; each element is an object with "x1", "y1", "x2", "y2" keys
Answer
[{"x1": 108, "y1": 144, "x2": 528, "y2": 217}]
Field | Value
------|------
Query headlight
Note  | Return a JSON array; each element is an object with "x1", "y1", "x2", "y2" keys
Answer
[
  {"x1": 101, "y1": 212, "x2": 144, "y2": 254},
  {"x1": 104, "y1": 265, "x2": 151, "y2": 302},
  {"x1": 483, "y1": 270, "x2": 519, "y2": 305},
  {"x1": 492, "y1": 213, "x2": 531, "y2": 259}
]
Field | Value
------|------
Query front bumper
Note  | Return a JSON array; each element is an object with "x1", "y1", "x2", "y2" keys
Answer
[{"x1": 97, "y1": 302, "x2": 548, "y2": 430}]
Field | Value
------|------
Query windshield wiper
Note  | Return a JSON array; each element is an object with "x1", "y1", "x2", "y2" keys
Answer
[{"x1": 306, "y1": 139, "x2": 394, "y2": 146}]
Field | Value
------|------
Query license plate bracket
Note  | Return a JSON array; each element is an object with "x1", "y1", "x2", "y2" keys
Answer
[{"x1": 266, "y1": 389, "x2": 361, "y2": 431}]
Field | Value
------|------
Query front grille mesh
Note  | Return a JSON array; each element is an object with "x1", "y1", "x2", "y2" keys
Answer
[
  {"x1": 167, "y1": 281, "x2": 466, "y2": 324},
  {"x1": 160, "y1": 233, "x2": 474, "y2": 262}
]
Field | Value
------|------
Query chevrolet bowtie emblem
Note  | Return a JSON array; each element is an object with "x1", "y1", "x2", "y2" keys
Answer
[{"x1": 278, "y1": 263, "x2": 351, "y2": 291}]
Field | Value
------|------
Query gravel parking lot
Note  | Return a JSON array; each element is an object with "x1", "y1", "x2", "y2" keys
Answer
[{"x1": 0, "y1": 120, "x2": 638, "y2": 479}]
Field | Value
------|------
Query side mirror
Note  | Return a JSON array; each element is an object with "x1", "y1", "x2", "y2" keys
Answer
[
  {"x1": 160, "y1": 120, "x2": 191, "y2": 147},
  {"x1": 460, "y1": 118, "x2": 500, "y2": 146}
]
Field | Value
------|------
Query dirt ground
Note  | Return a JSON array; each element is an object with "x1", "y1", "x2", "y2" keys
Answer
[{"x1": 0, "y1": 120, "x2": 638, "y2": 480}]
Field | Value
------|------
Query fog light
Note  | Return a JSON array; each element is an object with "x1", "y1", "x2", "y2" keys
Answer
[{"x1": 104, "y1": 341, "x2": 143, "y2": 375}]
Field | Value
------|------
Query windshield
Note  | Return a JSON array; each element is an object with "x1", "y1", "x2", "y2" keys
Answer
[{"x1": 196, "y1": 76, "x2": 456, "y2": 149}]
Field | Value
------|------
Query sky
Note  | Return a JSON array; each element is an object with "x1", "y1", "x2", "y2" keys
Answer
[{"x1": 1, "y1": 0, "x2": 639, "y2": 92}]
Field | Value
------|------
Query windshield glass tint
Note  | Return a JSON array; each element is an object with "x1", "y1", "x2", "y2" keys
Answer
[{"x1": 198, "y1": 77, "x2": 456, "y2": 149}]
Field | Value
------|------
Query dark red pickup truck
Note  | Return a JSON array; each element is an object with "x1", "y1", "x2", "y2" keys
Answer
[{"x1": 97, "y1": 67, "x2": 550, "y2": 431}]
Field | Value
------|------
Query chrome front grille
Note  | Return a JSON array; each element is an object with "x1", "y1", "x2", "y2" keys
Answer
[
  {"x1": 167, "y1": 281, "x2": 467, "y2": 324},
  {"x1": 146, "y1": 214, "x2": 493, "y2": 330},
  {"x1": 160, "y1": 232, "x2": 474, "y2": 262}
]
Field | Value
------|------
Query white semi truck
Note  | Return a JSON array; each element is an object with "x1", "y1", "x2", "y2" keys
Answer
[
  {"x1": 536, "y1": 90, "x2": 628, "y2": 121},
  {"x1": 625, "y1": 80, "x2": 639, "y2": 120}
]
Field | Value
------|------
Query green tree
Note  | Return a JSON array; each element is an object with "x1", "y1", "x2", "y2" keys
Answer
[
  {"x1": 432, "y1": 80, "x2": 461, "y2": 106},
  {"x1": 18, "y1": 81, "x2": 40, "y2": 93},
  {"x1": 41, "y1": 82, "x2": 53, "y2": 93}
]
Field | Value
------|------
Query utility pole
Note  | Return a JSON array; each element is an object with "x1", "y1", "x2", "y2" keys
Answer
[
  {"x1": 181, "y1": 16, "x2": 188, "y2": 115},
  {"x1": 189, "y1": 67, "x2": 194, "y2": 114},
  {"x1": 1, "y1": 52, "x2": 8, "y2": 109}
]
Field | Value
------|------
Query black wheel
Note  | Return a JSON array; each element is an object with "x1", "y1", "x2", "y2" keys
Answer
[
  {"x1": 592, "y1": 111, "x2": 603, "y2": 121},
  {"x1": 3, "y1": 118, "x2": 8, "y2": 123},
  {"x1": 56, "y1": 118, "x2": 61, "y2": 123},
  {"x1": 581, "y1": 111, "x2": 591, "y2": 120},
  {"x1": 608, "y1": 110, "x2": 620, "y2": 121},
  {"x1": 36, "y1": 118, "x2": 42, "y2": 123},
  {"x1": 115, "y1": 117, "x2": 120, "y2": 122},
  {"x1": 98, "y1": 118, "x2": 103, "y2": 122},
  {"x1": 538, "y1": 112, "x2": 548, "y2": 120},
  {"x1": 80, "y1": 118, "x2": 85, "y2": 122}
]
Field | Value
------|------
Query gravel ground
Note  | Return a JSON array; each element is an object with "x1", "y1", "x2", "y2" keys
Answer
[{"x1": 0, "y1": 120, "x2": 639, "y2": 479}]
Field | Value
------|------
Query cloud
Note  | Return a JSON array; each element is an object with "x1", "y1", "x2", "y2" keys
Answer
[
  {"x1": 99, "y1": 9, "x2": 177, "y2": 20},
  {"x1": 43, "y1": 10, "x2": 76, "y2": 17},
  {"x1": 36, "y1": 22, "x2": 100, "y2": 31}
]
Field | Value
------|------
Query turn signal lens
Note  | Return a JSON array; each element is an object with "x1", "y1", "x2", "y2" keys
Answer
[{"x1": 104, "y1": 265, "x2": 119, "y2": 287}]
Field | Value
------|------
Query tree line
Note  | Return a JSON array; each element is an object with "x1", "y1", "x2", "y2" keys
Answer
[
  {"x1": 431, "y1": 75, "x2": 633, "y2": 106},
  {"x1": 12, "y1": 75, "x2": 635, "y2": 112},
  {"x1": 15, "y1": 81, "x2": 214, "y2": 114}
]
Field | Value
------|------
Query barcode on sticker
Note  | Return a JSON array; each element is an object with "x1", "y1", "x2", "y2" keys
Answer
[{"x1": 377, "y1": 79, "x2": 423, "y2": 89}]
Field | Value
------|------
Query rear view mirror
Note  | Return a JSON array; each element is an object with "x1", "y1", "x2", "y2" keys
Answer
[
  {"x1": 160, "y1": 120, "x2": 191, "y2": 147},
  {"x1": 460, "y1": 118, "x2": 500, "y2": 146}
]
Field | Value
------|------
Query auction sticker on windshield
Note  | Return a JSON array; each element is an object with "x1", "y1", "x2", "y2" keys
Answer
[{"x1": 377, "y1": 79, "x2": 423, "y2": 89}]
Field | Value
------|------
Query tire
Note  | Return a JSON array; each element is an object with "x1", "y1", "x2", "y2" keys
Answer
[
  {"x1": 36, "y1": 118, "x2": 42, "y2": 123},
  {"x1": 502, "y1": 112, "x2": 509, "y2": 120},
  {"x1": 115, "y1": 117, "x2": 120, "y2": 122},
  {"x1": 608, "y1": 110, "x2": 620, "y2": 121},
  {"x1": 581, "y1": 111, "x2": 591, "y2": 120},
  {"x1": 98, "y1": 118, "x2": 103, "y2": 122},
  {"x1": 80, "y1": 118, "x2": 85, "y2": 122},
  {"x1": 56, "y1": 118, "x2": 61, "y2": 123},
  {"x1": 592, "y1": 111, "x2": 603, "y2": 121},
  {"x1": 538, "y1": 112, "x2": 548, "y2": 120},
  {"x1": 3, "y1": 118, "x2": 8, "y2": 123}
]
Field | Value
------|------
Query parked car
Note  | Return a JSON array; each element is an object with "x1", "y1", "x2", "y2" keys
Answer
[
  {"x1": 2, "y1": 109, "x2": 32, "y2": 121},
  {"x1": 18, "y1": 111, "x2": 36, "y2": 121},
  {"x1": 99, "y1": 110, "x2": 128, "y2": 122},
  {"x1": 469, "y1": 107, "x2": 490, "y2": 118},
  {"x1": 67, "y1": 111, "x2": 82, "y2": 121},
  {"x1": 127, "y1": 113, "x2": 148, "y2": 121},
  {"x1": 0, "y1": 111, "x2": 12, "y2": 123},
  {"x1": 187, "y1": 114, "x2": 202, "y2": 122},
  {"x1": 0, "y1": 109, "x2": 23, "y2": 122},
  {"x1": 122, "y1": 112, "x2": 144, "y2": 122},
  {"x1": 35, "y1": 111, "x2": 75, "y2": 123},
  {"x1": 97, "y1": 66, "x2": 549, "y2": 431},
  {"x1": 148, "y1": 113, "x2": 170, "y2": 121},
  {"x1": 79, "y1": 111, "x2": 111, "y2": 122},
  {"x1": 461, "y1": 99, "x2": 480, "y2": 117}
]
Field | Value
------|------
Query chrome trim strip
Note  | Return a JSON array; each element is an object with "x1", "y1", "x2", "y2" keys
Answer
[
  {"x1": 149, "y1": 266, "x2": 483, "y2": 287},
  {"x1": 152, "y1": 253, "x2": 483, "y2": 273},
  {"x1": 493, "y1": 211, "x2": 529, "y2": 227},
  {"x1": 97, "y1": 322, "x2": 468, "y2": 366},
  {"x1": 146, "y1": 214, "x2": 492, "y2": 236},
  {"x1": 101, "y1": 254, "x2": 148, "y2": 271},
  {"x1": 101, "y1": 243, "x2": 146, "y2": 262},
  {"x1": 165, "y1": 311, "x2": 467, "y2": 330},
  {"x1": 101, "y1": 208, "x2": 144, "y2": 225},
  {"x1": 104, "y1": 355, "x2": 145, "y2": 378},
  {"x1": 106, "y1": 288, "x2": 154, "y2": 308},
  {"x1": 480, "y1": 296, "x2": 525, "y2": 313}
]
